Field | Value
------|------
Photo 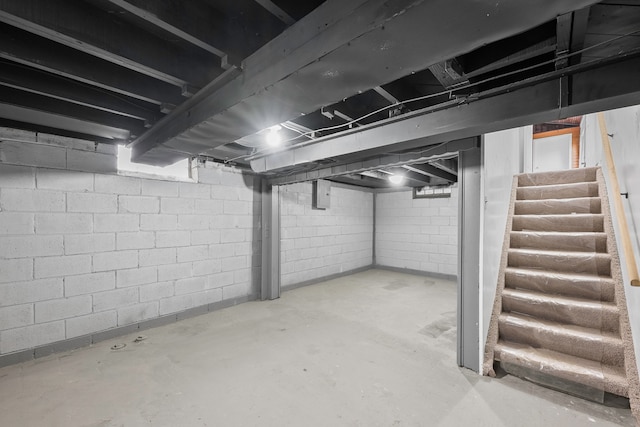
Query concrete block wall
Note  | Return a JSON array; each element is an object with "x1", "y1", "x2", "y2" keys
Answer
[
  {"x1": 375, "y1": 187, "x2": 458, "y2": 277},
  {"x1": 280, "y1": 182, "x2": 373, "y2": 287},
  {"x1": 0, "y1": 134, "x2": 259, "y2": 356}
]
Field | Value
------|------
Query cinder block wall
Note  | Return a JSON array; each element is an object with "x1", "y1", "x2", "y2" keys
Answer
[
  {"x1": 375, "y1": 188, "x2": 458, "y2": 277},
  {"x1": 0, "y1": 131, "x2": 260, "y2": 356},
  {"x1": 280, "y1": 182, "x2": 374, "y2": 288}
]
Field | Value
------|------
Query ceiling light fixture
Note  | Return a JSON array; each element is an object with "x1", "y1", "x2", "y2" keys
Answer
[
  {"x1": 266, "y1": 125, "x2": 282, "y2": 146},
  {"x1": 389, "y1": 174, "x2": 405, "y2": 185}
]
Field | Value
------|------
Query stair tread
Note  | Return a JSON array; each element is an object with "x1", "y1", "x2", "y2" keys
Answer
[
  {"x1": 514, "y1": 197, "x2": 602, "y2": 215},
  {"x1": 517, "y1": 182, "x2": 597, "y2": 191},
  {"x1": 495, "y1": 340, "x2": 628, "y2": 395},
  {"x1": 517, "y1": 168, "x2": 599, "y2": 186},
  {"x1": 501, "y1": 289, "x2": 620, "y2": 332},
  {"x1": 496, "y1": 339, "x2": 625, "y2": 374},
  {"x1": 511, "y1": 213, "x2": 604, "y2": 233},
  {"x1": 505, "y1": 267, "x2": 614, "y2": 282},
  {"x1": 516, "y1": 182, "x2": 599, "y2": 200},
  {"x1": 499, "y1": 312, "x2": 621, "y2": 342},
  {"x1": 502, "y1": 287, "x2": 618, "y2": 312},
  {"x1": 504, "y1": 267, "x2": 616, "y2": 302},
  {"x1": 516, "y1": 196, "x2": 600, "y2": 202},
  {"x1": 507, "y1": 248, "x2": 612, "y2": 276},
  {"x1": 511, "y1": 230, "x2": 607, "y2": 237},
  {"x1": 518, "y1": 181, "x2": 597, "y2": 188},
  {"x1": 508, "y1": 247, "x2": 611, "y2": 258},
  {"x1": 513, "y1": 213, "x2": 604, "y2": 217}
]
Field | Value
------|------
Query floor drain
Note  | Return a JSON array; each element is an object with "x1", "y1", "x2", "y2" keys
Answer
[{"x1": 110, "y1": 343, "x2": 126, "y2": 350}]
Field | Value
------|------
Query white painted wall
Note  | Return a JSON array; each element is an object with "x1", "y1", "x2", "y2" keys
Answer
[
  {"x1": 375, "y1": 188, "x2": 458, "y2": 277},
  {"x1": 0, "y1": 130, "x2": 260, "y2": 356},
  {"x1": 480, "y1": 126, "x2": 532, "y2": 351},
  {"x1": 532, "y1": 133, "x2": 572, "y2": 172},
  {"x1": 279, "y1": 182, "x2": 373, "y2": 288},
  {"x1": 583, "y1": 107, "x2": 640, "y2": 362}
]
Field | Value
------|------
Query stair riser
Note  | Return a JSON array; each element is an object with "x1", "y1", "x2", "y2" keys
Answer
[
  {"x1": 517, "y1": 183, "x2": 599, "y2": 200},
  {"x1": 502, "y1": 294, "x2": 620, "y2": 332},
  {"x1": 498, "y1": 318, "x2": 624, "y2": 366},
  {"x1": 518, "y1": 168, "x2": 598, "y2": 187},
  {"x1": 512, "y1": 215, "x2": 604, "y2": 232},
  {"x1": 509, "y1": 232, "x2": 607, "y2": 252},
  {"x1": 504, "y1": 269, "x2": 615, "y2": 302},
  {"x1": 514, "y1": 198, "x2": 601, "y2": 215},
  {"x1": 508, "y1": 252, "x2": 611, "y2": 275}
]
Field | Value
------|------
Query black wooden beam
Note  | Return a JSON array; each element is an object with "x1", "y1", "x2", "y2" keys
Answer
[
  {"x1": 329, "y1": 174, "x2": 389, "y2": 189},
  {"x1": 252, "y1": 52, "x2": 640, "y2": 173},
  {"x1": 429, "y1": 158, "x2": 458, "y2": 176},
  {"x1": 0, "y1": 86, "x2": 146, "y2": 138},
  {"x1": 0, "y1": 118, "x2": 123, "y2": 145},
  {"x1": 569, "y1": 6, "x2": 591, "y2": 66},
  {"x1": 254, "y1": 0, "x2": 295, "y2": 25},
  {"x1": 463, "y1": 37, "x2": 557, "y2": 79},
  {"x1": 0, "y1": 60, "x2": 162, "y2": 125},
  {"x1": 556, "y1": 13, "x2": 573, "y2": 69},
  {"x1": 0, "y1": 0, "x2": 221, "y2": 87},
  {"x1": 459, "y1": 21, "x2": 557, "y2": 74},
  {"x1": 101, "y1": 0, "x2": 286, "y2": 66},
  {"x1": 389, "y1": 167, "x2": 431, "y2": 186},
  {"x1": 0, "y1": 103, "x2": 130, "y2": 141},
  {"x1": 0, "y1": 25, "x2": 184, "y2": 106},
  {"x1": 404, "y1": 163, "x2": 457, "y2": 183},
  {"x1": 132, "y1": 0, "x2": 597, "y2": 165},
  {"x1": 265, "y1": 138, "x2": 479, "y2": 186},
  {"x1": 107, "y1": 0, "x2": 225, "y2": 58}
]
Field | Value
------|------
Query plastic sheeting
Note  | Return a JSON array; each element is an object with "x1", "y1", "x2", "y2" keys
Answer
[
  {"x1": 510, "y1": 230, "x2": 607, "y2": 252},
  {"x1": 516, "y1": 182, "x2": 599, "y2": 200},
  {"x1": 507, "y1": 248, "x2": 612, "y2": 276},
  {"x1": 496, "y1": 341, "x2": 608, "y2": 402},
  {"x1": 499, "y1": 313, "x2": 623, "y2": 365},
  {"x1": 514, "y1": 197, "x2": 601, "y2": 215},
  {"x1": 517, "y1": 168, "x2": 598, "y2": 186},
  {"x1": 512, "y1": 213, "x2": 604, "y2": 232},
  {"x1": 504, "y1": 267, "x2": 615, "y2": 302},
  {"x1": 502, "y1": 288, "x2": 619, "y2": 332}
]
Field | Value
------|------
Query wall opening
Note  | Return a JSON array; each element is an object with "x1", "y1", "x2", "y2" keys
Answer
[{"x1": 117, "y1": 145, "x2": 191, "y2": 180}]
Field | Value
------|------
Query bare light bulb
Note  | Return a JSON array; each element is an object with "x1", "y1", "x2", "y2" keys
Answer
[
  {"x1": 266, "y1": 125, "x2": 282, "y2": 146},
  {"x1": 388, "y1": 174, "x2": 404, "y2": 185}
]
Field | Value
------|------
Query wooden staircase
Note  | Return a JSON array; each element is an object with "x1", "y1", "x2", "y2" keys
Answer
[{"x1": 484, "y1": 167, "x2": 639, "y2": 403}]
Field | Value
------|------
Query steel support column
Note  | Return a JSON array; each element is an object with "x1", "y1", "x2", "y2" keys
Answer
[
  {"x1": 261, "y1": 181, "x2": 280, "y2": 300},
  {"x1": 457, "y1": 147, "x2": 481, "y2": 371}
]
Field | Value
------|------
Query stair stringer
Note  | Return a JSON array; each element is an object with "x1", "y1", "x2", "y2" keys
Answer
[
  {"x1": 597, "y1": 167, "x2": 640, "y2": 418},
  {"x1": 482, "y1": 175, "x2": 519, "y2": 376}
]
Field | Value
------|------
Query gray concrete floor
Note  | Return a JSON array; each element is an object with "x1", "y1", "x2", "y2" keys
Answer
[{"x1": 0, "y1": 269, "x2": 635, "y2": 426}]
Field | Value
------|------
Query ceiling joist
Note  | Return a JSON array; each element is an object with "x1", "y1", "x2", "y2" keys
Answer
[
  {"x1": 0, "y1": 0, "x2": 221, "y2": 87},
  {"x1": 0, "y1": 85, "x2": 146, "y2": 138},
  {"x1": 404, "y1": 163, "x2": 457, "y2": 183},
  {"x1": 0, "y1": 25, "x2": 185, "y2": 106},
  {"x1": 106, "y1": 0, "x2": 227, "y2": 58},
  {"x1": 392, "y1": 167, "x2": 431, "y2": 186},
  {"x1": 253, "y1": 0, "x2": 295, "y2": 26},
  {"x1": 0, "y1": 60, "x2": 162, "y2": 125}
]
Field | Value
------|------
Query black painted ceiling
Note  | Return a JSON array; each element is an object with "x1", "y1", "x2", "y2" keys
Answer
[{"x1": 1, "y1": 0, "x2": 639, "y2": 188}]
